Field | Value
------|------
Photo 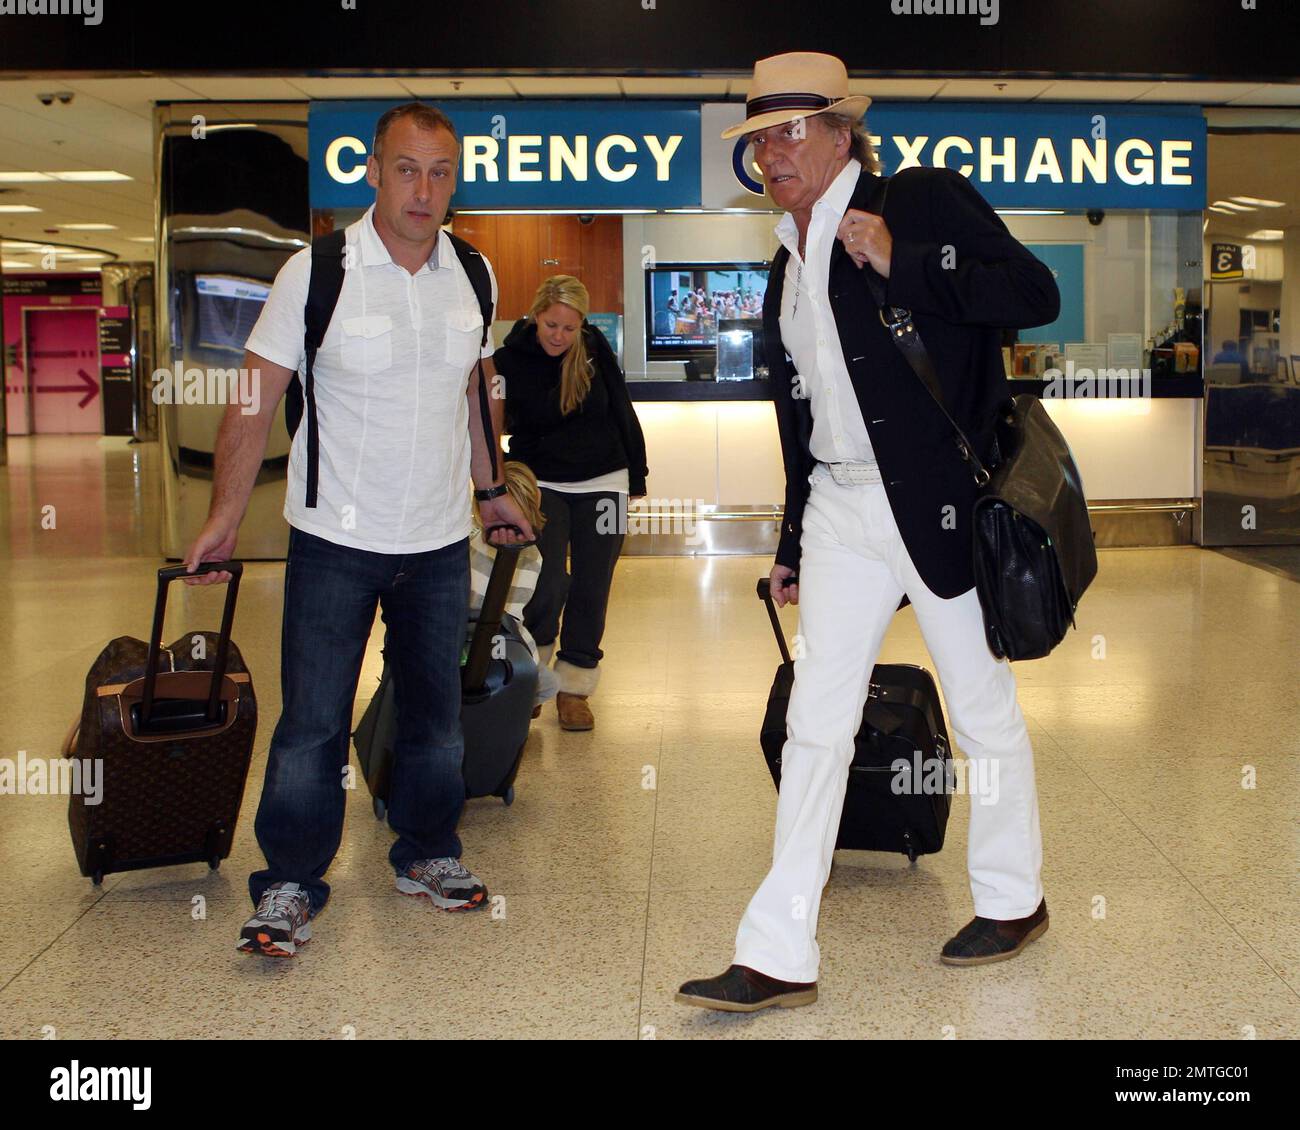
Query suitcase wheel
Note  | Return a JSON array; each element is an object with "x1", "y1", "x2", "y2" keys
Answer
[
  {"x1": 208, "y1": 857, "x2": 220, "y2": 871},
  {"x1": 903, "y1": 831, "x2": 918, "y2": 864},
  {"x1": 372, "y1": 796, "x2": 387, "y2": 821},
  {"x1": 501, "y1": 786, "x2": 515, "y2": 807}
]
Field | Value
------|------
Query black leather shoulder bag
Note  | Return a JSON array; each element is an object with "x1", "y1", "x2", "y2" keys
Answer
[{"x1": 859, "y1": 178, "x2": 1098, "y2": 661}]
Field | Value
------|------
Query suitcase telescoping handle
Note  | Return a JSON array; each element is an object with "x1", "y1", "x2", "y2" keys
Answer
[
  {"x1": 463, "y1": 525, "x2": 537, "y2": 695},
  {"x1": 756, "y1": 576, "x2": 797, "y2": 666},
  {"x1": 141, "y1": 561, "x2": 243, "y2": 728}
]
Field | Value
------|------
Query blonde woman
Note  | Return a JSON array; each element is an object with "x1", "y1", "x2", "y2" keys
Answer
[
  {"x1": 494, "y1": 275, "x2": 648, "y2": 731},
  {"x1": 468, "y1": 460, "x2": 558, "y2": 712}
]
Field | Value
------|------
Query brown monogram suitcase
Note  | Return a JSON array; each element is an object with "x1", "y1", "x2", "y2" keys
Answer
[{"x1": 65, "y1": 562, "x2": 257, "y2": 885}]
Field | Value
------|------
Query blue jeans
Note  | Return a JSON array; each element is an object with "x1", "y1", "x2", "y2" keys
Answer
[{"x1": 250, "y1": 527, "x2": 470, "y2": 914}]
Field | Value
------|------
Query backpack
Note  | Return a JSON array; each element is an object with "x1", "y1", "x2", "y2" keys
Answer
[{"x1": 284, "y1": 226, "x2": 498, "y2": 508}]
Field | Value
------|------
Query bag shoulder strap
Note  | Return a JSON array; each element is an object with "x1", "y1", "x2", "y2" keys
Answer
[
  {"x1": 445, "y1": 230, "x2": 500, "y2": 481},
  {"x1": 857, "y1": 178, "x2": 989, "y2": 486},
  {"x1": 291, "y1": 228, "x2": 347, "y2": 508}
]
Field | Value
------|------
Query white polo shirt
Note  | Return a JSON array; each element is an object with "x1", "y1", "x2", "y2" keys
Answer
[
  {"x1": 245, "y1": 206, "x2": 498, "y2": 554},
  {"x1": 775, "y1": 157, "x2": 877, "y2": 466}
]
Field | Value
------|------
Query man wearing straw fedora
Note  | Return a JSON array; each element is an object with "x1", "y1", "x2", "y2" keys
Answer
[{"x1": 678, "y1": 52, "x2": 1060, "y2": 1012}]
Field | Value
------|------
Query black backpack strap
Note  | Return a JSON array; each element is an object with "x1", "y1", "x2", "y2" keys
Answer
[
  {"x1": 445, "y1": 231, "x2": 499, "y2": 482},
  {"x1": 291, "y1": 228, "x2": 347, "y2": 509}
]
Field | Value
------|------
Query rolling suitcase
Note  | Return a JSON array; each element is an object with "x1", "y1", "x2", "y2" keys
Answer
[
  {"x1": 65, "y1": 562, "x2": 257, "y2": 884},
  {"x1": 353, "y1": 526, "x2": 539, "y2": 818},
  {"x1": 756, "y1": 577, "x2": 953, "y2": 861}
]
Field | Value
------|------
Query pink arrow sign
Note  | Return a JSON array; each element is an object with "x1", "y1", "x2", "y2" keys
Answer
[{"x1": 37, "y1": 367, "x2": 99, "y2": 409}]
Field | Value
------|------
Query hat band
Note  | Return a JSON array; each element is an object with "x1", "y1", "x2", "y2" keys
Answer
[{"x1": 745, "y1": 92, "x2": 836, "y2": 120}]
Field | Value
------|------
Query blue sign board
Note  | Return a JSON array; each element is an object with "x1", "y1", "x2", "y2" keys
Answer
[
  {"x1": 860, "y1": 103, "x2": 1204, "y2": 210},
  {"x1": 310, "y1": 100, "x2": 701, "y2": 210},
  {"x1": 729, "y1": 102, "x2": 1205, "y2": 210}
]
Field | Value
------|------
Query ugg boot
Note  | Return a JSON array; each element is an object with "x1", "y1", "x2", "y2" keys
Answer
[
  {"x1": 554, "y1": 658, "x2": 599, "y2": 731},
  {"x1": 556, "y1": 692, "x2": 594, "y2": 731}
]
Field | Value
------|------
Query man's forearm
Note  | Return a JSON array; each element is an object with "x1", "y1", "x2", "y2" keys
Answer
[{"x1": 208, "y1": 402, "x2": 275, "y2": 524}]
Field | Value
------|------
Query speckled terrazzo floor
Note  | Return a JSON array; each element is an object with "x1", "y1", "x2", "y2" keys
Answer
[{"x1": 0, "y1": 436, "x2": 1296, "y2": 1039}]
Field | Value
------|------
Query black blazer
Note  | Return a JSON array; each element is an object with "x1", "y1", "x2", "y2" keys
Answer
[{"x1": 764, "y1": 165, "x2": 1060, "y2": 599}]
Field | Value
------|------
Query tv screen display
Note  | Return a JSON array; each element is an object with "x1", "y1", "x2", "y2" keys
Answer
[
  {"x1": 194, "y1": 275, "x2": 271, "y2": 354},
  {"x1": 646, "y1": 262, "x2": 769, "y2": 356}
]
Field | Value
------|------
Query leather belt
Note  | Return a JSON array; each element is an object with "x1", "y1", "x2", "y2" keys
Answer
[{"x1": 822, "y1": 460, "x2": 882, "y2": 485}]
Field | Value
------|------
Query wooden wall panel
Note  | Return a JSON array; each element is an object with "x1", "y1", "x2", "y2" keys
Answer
[{"x1": 453, "y1": 213, "x2": 624, "y2": 323}]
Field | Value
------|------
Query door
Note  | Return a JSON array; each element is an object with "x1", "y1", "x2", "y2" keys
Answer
[{"x1": 26, "y1": 308, "x2": 101, "y2": 434}]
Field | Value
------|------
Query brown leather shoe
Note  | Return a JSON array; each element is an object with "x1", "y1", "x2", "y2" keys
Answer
[
  {"x1": 940, "y1": 898, "x2": 1048, "y2": 966},
  {"x1": 556, "y1": 692, "x2": 594, "y2": 731},
  {"x1": 676, "y1": 965, "x2": 817, "y2": 1012}
]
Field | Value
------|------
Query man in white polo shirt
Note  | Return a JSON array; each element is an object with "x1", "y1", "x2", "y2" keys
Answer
[{"x1": 183, "y1": 103, "x2": 532, "y2": 957}]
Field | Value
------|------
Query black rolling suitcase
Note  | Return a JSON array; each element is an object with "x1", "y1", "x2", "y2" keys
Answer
[
  {"x1": 756, "y1": 577, "x2": 953, "y2": 861},
  {"x1": 353, "y1": 527, "x2": 539, "y2": 818},
  {"x1": 65, "y1": 563, "x2": 257, "y2": 884}
]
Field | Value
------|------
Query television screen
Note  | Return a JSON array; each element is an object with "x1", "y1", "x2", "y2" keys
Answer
[
  {"x1": 646, "y1": 262, "x2": 769, "y2": 356},
  {"x1": 194, "y1": 275, "x2": 271, "y2": 354}
]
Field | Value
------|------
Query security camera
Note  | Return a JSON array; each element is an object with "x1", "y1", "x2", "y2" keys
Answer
[
  {"x1": 1086, "y1": 209, "x2": 1105, "y2": 227},
  {"x1": 37, "y1": 93, "x2": 55, "y2": 106},
  {"x1": 56, "y1": 92, "x2": 74, "y2": 105},
  {"x1": 577, "y1": 214, "x2": 595, "y2": 226}
]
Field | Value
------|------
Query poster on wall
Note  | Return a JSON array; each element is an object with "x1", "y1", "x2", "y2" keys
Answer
[
  {"x1": 1020, "y1": 243, "x2": 1085, "y2": 347},
  {"x1": 1210, "y1": 243, "x2": 1244, "y2": 281}
]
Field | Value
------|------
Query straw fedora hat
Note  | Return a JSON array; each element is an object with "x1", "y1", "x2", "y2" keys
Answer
[{"x1": 720, "y1": 52, "x2": 871, "y2": 140}]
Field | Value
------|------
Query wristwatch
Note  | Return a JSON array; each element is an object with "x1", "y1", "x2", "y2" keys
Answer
[{"x1": 474, "y1": 484, "x2": 508, "y2": 501}]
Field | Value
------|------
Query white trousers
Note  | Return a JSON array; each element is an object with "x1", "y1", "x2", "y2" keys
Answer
[{"x1": 733, "y1": 467, "x2": 1044, "y2": 982}]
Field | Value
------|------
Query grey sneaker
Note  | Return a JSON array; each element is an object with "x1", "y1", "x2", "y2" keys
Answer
[
  {"x1": 396, "y1": 857, "x2": 488, "y2": 911},
  {"x1": 237, "y1": 881, "x2": 312, "y2": 957}
]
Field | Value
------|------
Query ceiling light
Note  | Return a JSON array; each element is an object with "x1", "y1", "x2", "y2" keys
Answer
[
  {"x1": 996, "y1": 208, "x2": 1066, "y2": 216},
  {"x1": 0, "y1": 172, "x2": 54, "y2": 183},
  {"x1": 52, "y1": 252, "x2": 107, "y2": 260},
  {"x1": 48, "y1": 171, "x2": 133, "y2": 182},
  {"x1": 1, "y1": 240, "x2": 43, "y2": 250},
  {"x1": 1210, "y1": 200, "x2": 1256, "y2": 212},
  {"x1": 0, "y1": 205, "x2": 41, "y2": 213},
  {"x1": 1245, "y1": 229, "x2": 1284, "y2": 240},
  {"x1": 127, "y1": 236, "x2": 155, "y2": 243},
  {"x1": 1230, "y1": 196, "x2": 1284, "y2": 208},
  {"x1": 59, "y1": 223, "x2": 118, "y2": 231},
  {"x1": 1207, "y1": 206, "x2": 1236, "y2": 215},
  {"x1": 2, "y1": 260, "x2": 35, "y2": 269}
]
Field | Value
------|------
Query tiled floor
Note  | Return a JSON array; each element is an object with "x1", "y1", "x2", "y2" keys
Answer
[{"x1": 1, "y1": 435, "x2": 1297, "y2": 1039}]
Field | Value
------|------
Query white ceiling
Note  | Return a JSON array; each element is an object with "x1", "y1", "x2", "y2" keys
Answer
[{"x1": 1, "y1": 73, "x2": 1298, "y2": 271}]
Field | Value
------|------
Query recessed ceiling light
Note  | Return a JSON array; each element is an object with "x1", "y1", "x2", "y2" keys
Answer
[
  {"x1": 48, "y1": 171, "x2": 133, "y2": 182},
  {"x1": 1230, "y1": 196, "x2": 1285, "y2": 208},
  {"x1": 0, "y1": 240, "x2": 43, "y2": 250},
  {"x1": 0, "y1": 172, "x2": 54, "y2": 183},
  {"x1": 1245, "y1": 229, "x2": 1284, "y2": 240},
  {"x1": 2, "y1": 260, "x2": 35, "y2": 269},
  {"x1": 1210, "y1": 200, "x2": 1256, "y2": 212},
  {"x1": 1207, "y1": 206, "x2": 1236, "y2": 215},
  {"x1": 127, "y1": 236, "x2": 155, "y2": 243},
  {"x1": 59, "y1": 223, "x2": 118, "y2": 231},
  {"x1": 52, "y1": 252, "x2": 107, "y2": 260},
  {"x1": 0, "y1": 205, "x2": 41, "y2": 213},
  {"x1": 996, "y1": 208, "x2": 1066, "y2": 216}
]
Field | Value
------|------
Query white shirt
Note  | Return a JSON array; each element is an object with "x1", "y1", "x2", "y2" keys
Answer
[
  {"x1": 246, "y1": 206, "x2": 498, "y2": 554},
  {"x1": 537, "y1": 469, "x2": 630, "y2": 495},
  {"x1": 775, "y1": 158, "x2": 877, "y2": 466}
]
